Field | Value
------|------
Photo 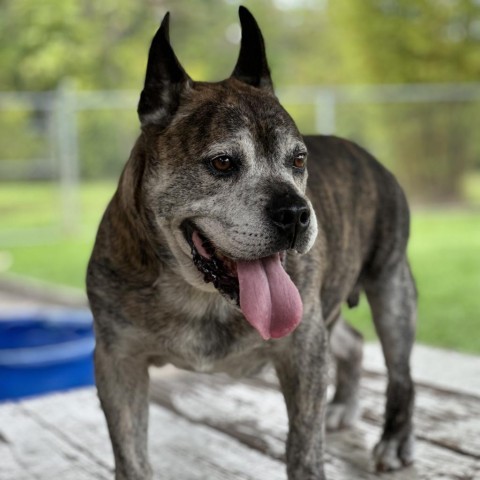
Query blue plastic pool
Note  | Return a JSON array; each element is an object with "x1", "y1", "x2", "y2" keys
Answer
[{"x1": 0, "y1": 310, "x2": 95, "y2": 401}]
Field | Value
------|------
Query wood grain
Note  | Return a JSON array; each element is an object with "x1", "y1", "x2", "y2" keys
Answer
[{"x1": 150, "y1": 369, "x2": 480, "y2": 480}]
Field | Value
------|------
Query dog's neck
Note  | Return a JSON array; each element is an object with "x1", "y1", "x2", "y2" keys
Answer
[
  {"x1": 103, "y1": 137, "x2": 161, "y2": 284},
  {"x1": 154, "y1": 268, "x2": 237, "y2": 322}
]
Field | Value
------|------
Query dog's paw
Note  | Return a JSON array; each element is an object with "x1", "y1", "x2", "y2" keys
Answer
[
  {"x1": 326, "y1": 401, "x2": 359, "y2": 431},
  {"x1": 373, "y1": 433, "x2": 415, "y2": 472}
]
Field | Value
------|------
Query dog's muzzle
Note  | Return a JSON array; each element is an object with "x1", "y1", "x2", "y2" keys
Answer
[{"x1": 181, "y1": 220, "x2": 303, "y2": 341}]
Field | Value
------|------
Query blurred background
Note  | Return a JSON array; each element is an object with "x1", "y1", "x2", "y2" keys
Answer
[{"x1": 0, "y1": 0, "x2": 479, "y2": 354}]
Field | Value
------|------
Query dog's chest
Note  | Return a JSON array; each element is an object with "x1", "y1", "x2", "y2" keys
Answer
[
  {"x1": 155, "y1": 320, "x2": 269, "y2": 376},
  {"x1": 150, "y1": 283, "x2": 269, "y2": 375}
]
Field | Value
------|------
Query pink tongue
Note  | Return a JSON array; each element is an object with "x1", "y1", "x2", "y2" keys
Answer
[{"x1": 237, "y1": 254, "x2": 303, "y2": 340}]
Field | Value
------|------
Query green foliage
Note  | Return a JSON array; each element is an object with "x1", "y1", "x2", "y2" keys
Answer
[
  {"x1": 2, "y1": 1, "x2": 480, "y2": 90},
  {"x1": 0, "y1": 109, "x2": 51, "y2": 177},
  {"x1": 78, "y1": 110, "x2": 138, "y2": 179},
  {"x1": 2, "y1": 1, "x2": 480, "y2": 195},
  {"x1": 0, "y1": 0, "x2": 155, "y2": 90},
  {"x1": 0, "y1": 0, "x2": 334, "y2": 91},
  {"x1": 335, "y1": 101, "x2": 480, "y2": 201},
  {"x1": 327, "y1": 0, "x2": 480, "y2": 200},
  {"x1": 330, "y1": 0, "x2": 480, "y2": 84}
]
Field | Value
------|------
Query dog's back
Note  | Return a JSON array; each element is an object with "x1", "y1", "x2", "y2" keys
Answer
[{"x1": 304, "y1": 135, "x2": 411, "y2": 319}]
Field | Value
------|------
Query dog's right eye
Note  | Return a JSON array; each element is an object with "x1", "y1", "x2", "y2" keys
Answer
[{"x1": 210, "y1": 155, "x2": 234, "y2": 174}]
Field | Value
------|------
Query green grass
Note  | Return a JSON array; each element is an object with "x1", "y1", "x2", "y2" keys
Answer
[
  {"x1": 0, "y1": 181, "x2": 116, "y2": 231},
  {"x1": 463, "y1": 171, "x2": 480, "y2": 205},
  {"x1": 0, "y1": 182, "x2": 60, "y2": 229},
  {"x1": 345, "y1": 211, "x2": 480, "y2": 354},
  {"x1": 0, "y1": 181, "x2": 116, "y2": 286},
  {"x1": 1, "y1": 181, "x2": 479, "y2": 354}
]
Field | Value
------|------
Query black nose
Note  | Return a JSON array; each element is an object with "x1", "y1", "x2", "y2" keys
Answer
[
  {"x1": 268, "y1": 192, "x2": 311, "y2": 247},
  {"x1": 271, "y1": 204, "x2": 310, "y2": 231}
]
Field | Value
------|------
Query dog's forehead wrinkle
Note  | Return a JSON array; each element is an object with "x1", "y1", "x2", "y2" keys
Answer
[
  {"x1": 201, "y1": 130, "x2": 256, "y2": 159},
  {"x1": 278, "y1": 133, "x2": 307, "y2": 154},
  {"x1": 173, "y1": 86, "x2": 300, "y2": 156},
  {"x1": 246, "y1": 131, "x2": 305, "y2": 170}
]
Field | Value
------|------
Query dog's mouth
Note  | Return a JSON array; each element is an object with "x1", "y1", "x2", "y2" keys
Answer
[
  {"x1": 182, "y1": 221, "x2": 303, "y2": 340},
  {"x1": 182, "y1": 220, "x2": 240, "y2": 303}
]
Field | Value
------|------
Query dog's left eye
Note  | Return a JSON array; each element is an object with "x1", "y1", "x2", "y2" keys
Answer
[
  {"x1": 210, "y1": 155, "x2": 234, "y2": 173},
  {"x1": 293, "y1": 153, "x2": 306, "y2": 171}
]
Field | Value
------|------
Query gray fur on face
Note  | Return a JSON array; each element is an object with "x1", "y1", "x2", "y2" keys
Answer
[{"x1": 142, "y1": 91, "x2": 318, "y2": 291}]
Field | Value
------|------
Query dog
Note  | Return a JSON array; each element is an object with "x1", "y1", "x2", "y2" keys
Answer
[{"x1": 86, "y1": 7, "x2": 416, "y2": 480}]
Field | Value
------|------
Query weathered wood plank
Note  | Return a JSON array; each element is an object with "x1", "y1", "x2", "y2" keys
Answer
[
  {"x1": 364, "y1": 343, "x2": 480, "y2": 398},
  {"x1": 17, "y1": 390, "x2": 114, "y2": 474},
  {"x1": 18, "y1": 388, "x2": 287, "y2": 480},
  {"x1": 150, "y1": 370, "x2": 480, "y2": 480},
  {"x1": 3, "y1": 353, "x2": 479, "y2": 480},
  {"x1": 0, "y1": 401, "x2": 110, "y2": 480},
  {"x1": 251, "y1": 357, "x2": 480, "y2": 463},
  {"x1": 360, "y1": 372, "x2": 480, "y2": 460},
  {"x1": 258, "y1": 365, "x2": 480, "y2": 460}
]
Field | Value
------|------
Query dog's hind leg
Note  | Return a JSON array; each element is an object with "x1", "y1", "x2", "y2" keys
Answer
[
  {"x1": 364, "y1": 256, "x2": 416, "y2": 472},
  {"x1": 95, "y1": 339, "x2": 152, "y2": 480},
  {"x1": 326, "y1": 316, "x2": 363, "y2": 431}
]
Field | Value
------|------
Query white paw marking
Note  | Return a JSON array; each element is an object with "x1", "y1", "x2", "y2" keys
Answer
[
  {"x1": 326, "y1": 401, "x2": 359, "y2": 431},
  {"x1": 373, "y1": 433, "x2": 415, "y2": 472}
]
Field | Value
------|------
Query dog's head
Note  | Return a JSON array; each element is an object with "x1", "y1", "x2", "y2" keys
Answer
[{"x1": 137, "y1": 7, "x2": 318, "y2": 339}]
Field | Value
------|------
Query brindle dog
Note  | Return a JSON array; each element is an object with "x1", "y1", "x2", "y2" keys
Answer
[{"x1": 87, "y1": 7, "x2": 416, "y2": 480}]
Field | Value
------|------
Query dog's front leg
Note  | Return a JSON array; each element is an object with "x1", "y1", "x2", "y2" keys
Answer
[
  {"x1": 274, "y1": 309, "x2": 329, "y2": 480},
  {"x1": 95, "y1": 339, "x2": 152, "y2": 480}
]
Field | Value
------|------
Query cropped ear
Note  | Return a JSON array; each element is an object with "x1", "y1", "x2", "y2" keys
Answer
[
  {"x1": 138, "y1": 12, "x2": 192, "y2": 127},
  {"x1": 231, "y1": 6, "x2": 273, "y2": 91}
]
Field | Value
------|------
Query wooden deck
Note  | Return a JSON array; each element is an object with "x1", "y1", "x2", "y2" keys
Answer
[{"x1": 1, "y1": 344, "x2": 479, "y2": 480}]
